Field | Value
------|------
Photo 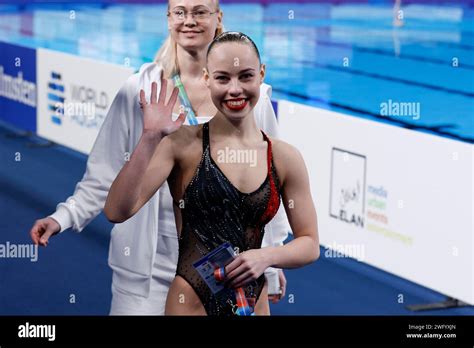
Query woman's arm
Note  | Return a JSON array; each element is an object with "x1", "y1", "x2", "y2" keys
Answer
[
  {"x1": 30, "y1": 73, "x2": 137, "y2": 247},
  {"x1": 266, "y1": 143, "x2": 319, "y2": 268},
  {"x1": 225, "y1": 142, "x2": 319, "y2": 288},
  {"x1": 104, "y1": 78, "x2": 185, "y2": 223}
]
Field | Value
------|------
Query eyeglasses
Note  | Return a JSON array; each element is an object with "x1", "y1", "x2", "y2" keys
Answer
[{"x1": 168, "y1": 8, "x2": 217, "y2": 22}]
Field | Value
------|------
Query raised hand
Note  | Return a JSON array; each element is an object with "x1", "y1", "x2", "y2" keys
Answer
[{"x1": 139, "y1": 75, "x2": 186, "y2": 137}]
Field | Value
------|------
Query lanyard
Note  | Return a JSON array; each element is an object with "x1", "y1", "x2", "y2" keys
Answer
[
  {"x1": 171, "y1": 74, "x2": 198, "y2": 126},
  {"x1": 214, "y1": 267, "x2": 255, "y2": 316}
]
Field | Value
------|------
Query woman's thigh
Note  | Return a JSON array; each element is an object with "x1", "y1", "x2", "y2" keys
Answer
[
  {"x1": 165, "y1": 275, "x2": 207, "y2": 315},
  {"x1": 164, "y1": 276, "x2": 271, "y2": 316}
]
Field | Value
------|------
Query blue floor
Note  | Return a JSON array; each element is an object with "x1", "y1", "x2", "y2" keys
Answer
[
  {"x1": 0, "y1": 120, "x2": 473, "y2": 315},
  {"x1": 0, "y1": 123, "x2": 112, "y2": 315}
]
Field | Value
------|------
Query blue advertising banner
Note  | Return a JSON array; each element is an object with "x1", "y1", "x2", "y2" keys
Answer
[{"x1": 0, "y1": 41, "x2": 37, "y2": 132}]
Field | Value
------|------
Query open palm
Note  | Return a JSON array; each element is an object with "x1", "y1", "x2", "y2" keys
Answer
[{"x1": 139, "y1": 76, "x2": 186, "y2": 137}]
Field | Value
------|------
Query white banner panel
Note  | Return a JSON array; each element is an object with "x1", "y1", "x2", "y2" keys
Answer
[
  {"x1": 37, "y1": 48, "x2": 134, "y2": 154},
  {"x1": 278, "y1": 100, "x2": 473, "y2": 305}
]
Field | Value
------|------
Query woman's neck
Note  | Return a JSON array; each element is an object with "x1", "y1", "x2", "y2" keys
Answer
[
  {"x1": 176, "y1": 45, "x2": 207, "y2": 79},
  {"x1": 210, "y1": 111, "x2": 260, "y2": 141}
]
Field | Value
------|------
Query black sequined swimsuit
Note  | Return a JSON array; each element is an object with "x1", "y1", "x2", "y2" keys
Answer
[{"x1": 175, "y1": 122, "x2": 281, "y2": 316}]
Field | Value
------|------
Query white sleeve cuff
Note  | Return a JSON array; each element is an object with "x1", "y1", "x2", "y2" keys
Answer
[
  {"x1": 264, "y1": 267, "x2": 281, "y2": 295},
  {"x1": 49, "y1": 205, "x2": 73, "y2": 233}
]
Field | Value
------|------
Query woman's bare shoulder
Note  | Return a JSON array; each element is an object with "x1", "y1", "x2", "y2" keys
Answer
[
  {"x1": 269, "y1": 137, "x2": 306, "y2": 181},
  {"x1": 167, "y1": 124, "x2": 204, "y2": 157},
  {"x1": 269, "y1": 137, "x2": 303, "y2": 161}
]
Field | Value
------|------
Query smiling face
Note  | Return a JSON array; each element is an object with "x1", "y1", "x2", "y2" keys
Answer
[
  {"x1": 204, "y1": 42, "x2": 265, "y2": 122},
  {"x1": 168, "y1": 0, "x2": 222, "y2": 51}
]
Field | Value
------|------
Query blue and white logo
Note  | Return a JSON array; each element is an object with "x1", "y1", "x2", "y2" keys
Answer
[
  {"x1": 0, "y1": 42, "x2": 37, "y2": 131},
  {"x1": 46, "y1": 69, "x2": 108, "y2": 129},
  {"x1": 47, "y1": 71, "x2": 65, "y2": 125}
]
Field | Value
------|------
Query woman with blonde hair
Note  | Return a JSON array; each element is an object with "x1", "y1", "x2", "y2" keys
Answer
[{"x1": 30, "y1": 0, "x2": 290, "y2": 315}]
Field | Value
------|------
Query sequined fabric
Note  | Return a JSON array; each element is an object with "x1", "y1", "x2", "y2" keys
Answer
[{"x1": 175, "y1": 122, "x2": 281, "y2": 316}]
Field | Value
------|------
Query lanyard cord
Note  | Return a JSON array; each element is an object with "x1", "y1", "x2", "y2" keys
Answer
[
  {"x1": 172, "y1": 74, "x2": 198, "y2": 125},
  {"x1": 214, "y1": 267, "x2": 255, "y2": 316}
]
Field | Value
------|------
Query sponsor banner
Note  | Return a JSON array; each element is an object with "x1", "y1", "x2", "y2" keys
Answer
[
  {"x1": 0, "y1": 41, "x2": 37, "y2": 132},
  {"x1": 278, "y1": 100, "x2": 473, "y2": 305},
  {"x1": 37, "y1": 48, "x2": 134, "y2": 154}
]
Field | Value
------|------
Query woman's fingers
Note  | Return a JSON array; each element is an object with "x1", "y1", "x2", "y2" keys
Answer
[
  {"x1": 225, "y1": 262, "x2": 250, "y2": 286},
  {"x1": 224, "y1": 256, "x2": 243, "y2": 278},
  {"x1": 139, "y1": 89, "x2": 146, "y2": 107},
  {"x1": 39, "y1": 230, "x2": 53, "y2": 246},
  {"x1": 29, "y1": 223, "x2": 41, "y2": 245},
  {"x1": 29, "y1": 221, "x2": 49, "y2": 247},
  {"x1": 174, "y1": 111, "x2": 187, "y2": 127},
  {"x1": 167, "y1": 86, "x2": 179, "y2": 108},
  {"x1": 151, "y1": 82, "x2": 158, "y2": 104},
  {"x1": 232, "y1": 277, "x2": 255, "y2": 289},
  {"x1": 159, "y1": 77, "x2": 167, "y2": 104},
  {"x1": 227, "y1": 270, "x2": 253, "y2": 288}
]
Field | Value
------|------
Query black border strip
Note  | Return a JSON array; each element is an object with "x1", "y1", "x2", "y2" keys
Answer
[{"x1": 0, "y1": 316, "x2": 473, "y2": 345}]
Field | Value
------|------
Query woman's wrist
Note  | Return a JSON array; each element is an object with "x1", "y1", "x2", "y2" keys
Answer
[
  {"x1": 262, "y1": 246, "x2": 278, "y2": 268},
  {"x1": 141, "y1": 130, "x2": 165, "y2": 148}
]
